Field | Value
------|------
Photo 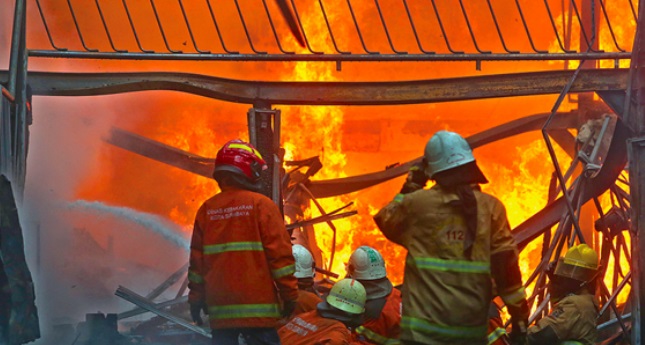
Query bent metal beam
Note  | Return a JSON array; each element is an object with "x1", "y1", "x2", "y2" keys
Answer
[
  {"x1": 107, "y1": 111, "x2": 580, "y2": 198},
  {"x1": 0, "y1": 69, "x2": 629, "y2": 106}
]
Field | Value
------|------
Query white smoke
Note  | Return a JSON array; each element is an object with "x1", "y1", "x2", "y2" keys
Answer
[
  {"x1": 66, "y1": 200, "x2": 189, "y2": 251},
  {"x1": 17, "y1": 79, "x2": 191, "y2": 343}
]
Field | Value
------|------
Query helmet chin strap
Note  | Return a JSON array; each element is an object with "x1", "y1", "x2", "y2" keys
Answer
[
  {"x1": 234, "y1": 178, "x2": 263, "y2": 193},
  {"x1": 317, "y1": 304, "x2": 364, "y2": 328},
  {"x1": 249, "y1": 160, "x2": 265, "y2": 181},
  {"x1": 577, "y1": 266, "x2": 602, "y2": 289},
  {"x1": 214, "y1": 171, "x2": 264, "y2": 192},
  {"x1": 549, "y1": 268, "x2": 600, "y2": 303}
]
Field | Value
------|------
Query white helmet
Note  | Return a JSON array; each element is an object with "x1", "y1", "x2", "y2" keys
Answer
[
  {"x1": 347, "y1": 246, "x2": 387, "y2": 280},
  {"x1": 424, "y1": 130, "x2": 475, "y2": 177},
  {"x1": 292, "y1": 244, "x2": 315, "y2": 278}
]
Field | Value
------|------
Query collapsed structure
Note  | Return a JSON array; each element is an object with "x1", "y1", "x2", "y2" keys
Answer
[{"x1": 1, "y1": 0, "x2": 645, "y2": 344}]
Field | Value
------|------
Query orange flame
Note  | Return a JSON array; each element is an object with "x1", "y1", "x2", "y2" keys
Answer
[{"x1": 67, "y1": 1, "x2": 637, "y2": 307}]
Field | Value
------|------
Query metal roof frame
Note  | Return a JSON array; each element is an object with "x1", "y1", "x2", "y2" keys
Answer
[{"x1": 28, "y1": 0, "x2": 637, "y2": 63}]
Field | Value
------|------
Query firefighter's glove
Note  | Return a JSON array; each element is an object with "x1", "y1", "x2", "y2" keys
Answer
[
  {"x1": 190, "y1": 302, "x2": 207, "y2": 326},
  {"x1": 400, "y1": 161, "x2": 429, "y2": 194},
  {"x1": 509, "y1": 319, "x2": 528, "y2": 345},
  {"x1": 282, "y1": 299, "x2": 297, "y2": 318}
]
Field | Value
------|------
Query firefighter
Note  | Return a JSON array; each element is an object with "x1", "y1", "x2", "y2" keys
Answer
[
  {"x1": 374, "y1": 130, "x2": 529, "y2": 345},
  {"x1": 292, "y1": 244, "x2": 322, "y2": 316},
  {"x1": 346, "y1": 246, "x2": 401, "y2": 345},
  {"x1": 528, "y1": 244, "x2": 599, "y2": 345},
  {"x1": 188, "y1": 139, "x2": 299, "y2": 345},
  {"x1": 279, "y1": 278, "x2": 366, "y2": 345}
]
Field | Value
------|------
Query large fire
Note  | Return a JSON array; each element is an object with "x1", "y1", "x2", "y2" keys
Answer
[{"x1": 64, "y1": 0, "x2": 636, "y2": 313}]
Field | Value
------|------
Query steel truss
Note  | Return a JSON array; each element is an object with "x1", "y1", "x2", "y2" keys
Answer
[{"x1": 29, "y1": 0, "x2": 636, "y2": 63}]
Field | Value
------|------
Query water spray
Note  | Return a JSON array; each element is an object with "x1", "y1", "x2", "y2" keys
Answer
[{"x1": 66, "y1": 200, "x2": 189, "y2": 252}]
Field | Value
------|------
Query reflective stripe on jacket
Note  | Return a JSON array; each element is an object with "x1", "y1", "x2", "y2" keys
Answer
[
  {"x1": 487, "y1": 327, "x2": 506, "y2": 345},
  {"x1": 188, "y1": 187, "x2": 298, "y2": 329},
  {"x1": 374, "y1": 185, "x2": 517, "y2": 345},
  {"x1": 353, "y1": 289, "x2": 402, "y2": 345},
  {"x1": 487, "y1": 316, "x2": 508, "y2": 345},
  {"x1": 279, "y1": 310, "x2": 352, "y2": 345},
  {"x1": 528, "y1": 294, "x2": 598, "y2": 345}
]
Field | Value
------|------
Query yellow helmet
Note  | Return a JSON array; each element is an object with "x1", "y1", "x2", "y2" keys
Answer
[
  {"x1": 326, "y1": 279, "x2": 366, "y2": 315},
  {"x1": 554, "y1": 244, "x2": 599, "y2": 282}
]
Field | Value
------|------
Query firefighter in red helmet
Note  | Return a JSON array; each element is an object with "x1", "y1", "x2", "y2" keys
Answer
[{"x1": 188, "y1": 139, "x2": 299, "y2": 345}]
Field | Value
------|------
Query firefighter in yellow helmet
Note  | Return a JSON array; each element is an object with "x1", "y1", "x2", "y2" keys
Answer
[
  {"x1": 527, "y1": 244, "x2": 599, "y2": 345},
  {"x1": 279, "y1": 278, "x2": 367, "y2": 345},
  {"x1": 374, "y1": 130, "x2": 529, "y2": 345}
]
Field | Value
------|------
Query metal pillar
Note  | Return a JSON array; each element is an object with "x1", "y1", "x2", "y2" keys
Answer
[
  {"x1": 631, "y1": 139, "x2": 645, "y2": 344},
  {"x1": 0, "y1": 2, "x2": 39, "y2": 344},
  {"x1": 577, "y1": 0, "x2": 601, "y2": 247},
  {"x1": 4, "y1": 0, "x2": 29, "y2": 192},
  {"x1": 0, "y1": 88, "x2": 10, "y2": 177},
  {"x1": 247, "y1": 105, "x2": 282, "y2": 209},
  {"x1": 629, "y1": 1, "x2": 645, "y2": 343}
]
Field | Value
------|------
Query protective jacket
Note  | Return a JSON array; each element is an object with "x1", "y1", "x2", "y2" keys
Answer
[
  {"x1": 188, "y1": 187, "x2": 299, "y2": 329},
  {"x1": 353, "y1": 288, "x2": 402, "y2": 345},
  {"x1": 487, "y1": 315, "x2": 508, "y2": 345},
  {"x1": 279, "y1": 310, "x2": 352, "y2": 345},
  {"x1": 374, "y1": 185, "x2": 521, "y2": 345},
  {"x1": 528, "y1": 294, "x2": 598, "y2": 345},
  {"x1": 293, "y1": 289, "x2": 322, "y2": 316}
]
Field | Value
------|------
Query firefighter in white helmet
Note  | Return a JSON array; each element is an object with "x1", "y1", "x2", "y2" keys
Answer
[
  {"x1": 374, "y1": 130, "x2": 529, "y2": 345},
  {"x1": 528, "y1": 244, "x2": 599, "y2": 345},
  {"x1": 347, "y1": 246, "x2": 401, "y2": 345},
  {"x1": 279, "y1": 278, "x2": 367, "y2": 345},
  {"x1": 289, "y1": 244, "x2": 322, "y2": 317},
  {"x1": 293, "y1": 244, "x2": 316, "y2": 288}
]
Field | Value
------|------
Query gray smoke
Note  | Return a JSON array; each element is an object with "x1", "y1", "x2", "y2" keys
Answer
[{"x1": 66, "y1": 200, "x2": 189, "y2": 252}]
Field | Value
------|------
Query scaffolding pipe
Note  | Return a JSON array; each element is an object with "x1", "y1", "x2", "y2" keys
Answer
[
  {"x1": 629, "y1": 2, "x2": 645, "y2": 343},
  {"x1": 7, "y1": 0, "x2": 26, "y2": 96}
]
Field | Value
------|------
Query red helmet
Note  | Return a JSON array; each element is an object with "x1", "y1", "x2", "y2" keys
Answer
[{"x1": 214, "y1": 139, "x2": 267, "y2": 182}]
